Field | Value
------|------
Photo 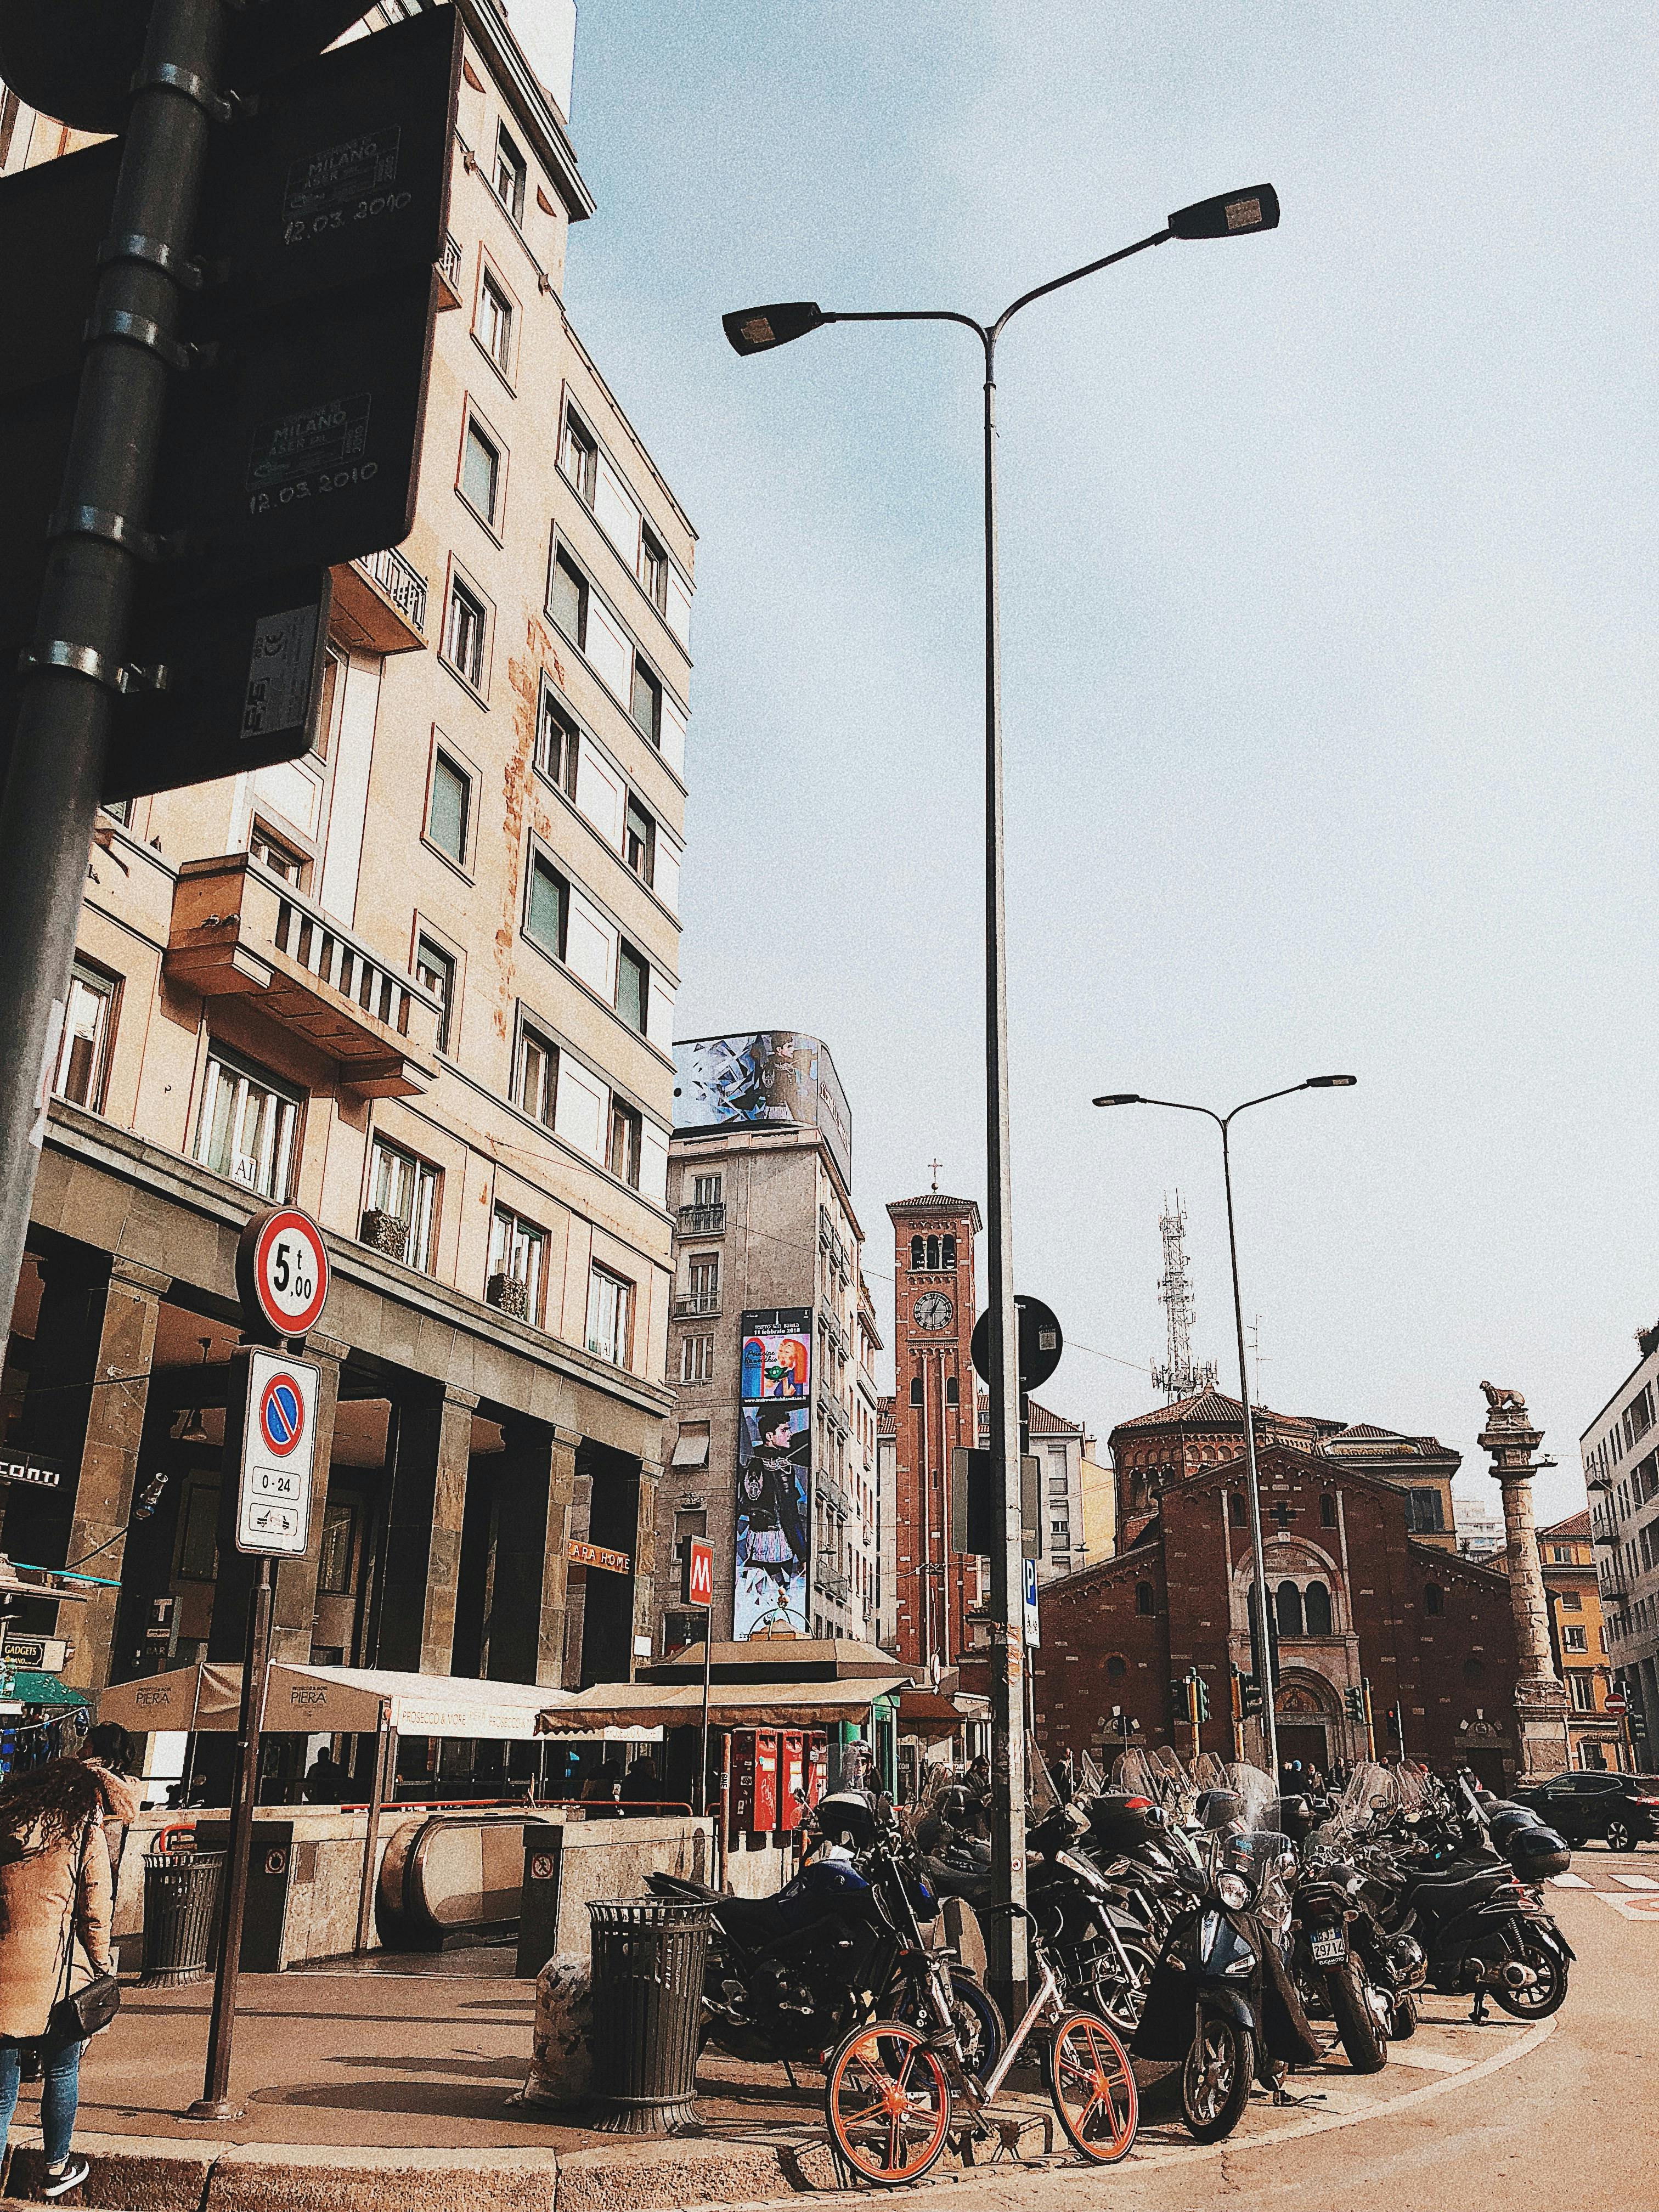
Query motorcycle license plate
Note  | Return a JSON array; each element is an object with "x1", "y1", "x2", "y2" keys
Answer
[{"x1": 1310, "y1": 1928, "x2": 1347, "y2": 1965}]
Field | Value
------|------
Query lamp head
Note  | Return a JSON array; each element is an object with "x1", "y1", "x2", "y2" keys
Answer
[
  {"x1": 1092, "y1": 1094, "x2": 1143, "y2": 1108},
  {"x1": 1167, "y1": 184, "x2": 1280, "y2": 241},
  {"x1": 1304, "y1": 1074, "x2": 1357, "y2": 1089},
  {"x1": 722, "y1": 302, "x2": 827, "y2": 357}
]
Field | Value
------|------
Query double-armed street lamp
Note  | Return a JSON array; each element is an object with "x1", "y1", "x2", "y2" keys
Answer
[
  {"x1": 725, "y1": 185, "x2": 1280, "y2": 2008},
  {"x1": 1093, "y1": 1076, "x2": 1356, "y2": 1780}
]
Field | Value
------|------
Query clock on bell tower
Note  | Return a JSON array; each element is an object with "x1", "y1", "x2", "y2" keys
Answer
[{"x1": 886, "y1": 1183, "x2": 984, "y2": 1671}]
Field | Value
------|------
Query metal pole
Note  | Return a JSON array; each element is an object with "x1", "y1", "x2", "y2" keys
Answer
[
  {"x1": 354, "y1": 1704, "x2": 391, "y2": 1956},
  {"x1": 981, "y1": 333, "x2": 1029, "y2": 2019},
  {"x1": 0, "y1": 0, "x2": 224, "y2": 1345},
  {"x1": 697, "y1": 1619, "x2": 712, "y2": 1818},
  {"x1": 1220, "y1": 1117, "x2": 1279, "y2": 1781},
  {"x1": 191, "y1": 1554, "x2": 274, "y2": 2119}
]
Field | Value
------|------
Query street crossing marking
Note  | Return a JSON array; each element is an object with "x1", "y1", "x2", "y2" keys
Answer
[
  {"x1": 1611, "y1": 1872, "x2": 1659, "y2": 1889},
  {"x1": 1548, "y1": 1872, "x2": 1591, "y2": 1887},
  {"x1": 1595, "y1": 1891, "x2": 1659, "y2": 1919}
]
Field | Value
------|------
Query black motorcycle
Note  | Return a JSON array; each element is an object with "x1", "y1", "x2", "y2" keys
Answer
[
  {"x1": 1132, "y1": 1826, "x2": 1324, "y2": 2142},
  {"x1": 1289, "y1": 1853, "x2": 1395, "y2": 2070},
  {"x1": 647, "y1": 1791, "x2": 1005, "y2": 2074}
]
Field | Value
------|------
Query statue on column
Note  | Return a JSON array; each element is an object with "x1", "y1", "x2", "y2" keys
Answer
[{"x1": 1478, "y1": 1381, "x2": 1569, "y2": 1783}]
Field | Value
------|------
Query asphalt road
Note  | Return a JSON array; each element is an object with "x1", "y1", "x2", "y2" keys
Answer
[{"x1": 919, "y1": 1847, "x2": 1656, "y2": 2212}]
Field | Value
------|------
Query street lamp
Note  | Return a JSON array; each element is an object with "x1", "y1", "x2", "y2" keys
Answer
[
  {"x1": 726, "y1": 180, "x2": 1279, "y2": 2013},
  {"x1": 1092, "y1": 1076, "x2": 1355, "y2": 1779}
]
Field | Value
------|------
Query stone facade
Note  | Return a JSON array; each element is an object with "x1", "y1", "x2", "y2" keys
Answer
[{"x1": 1477, "y1": 1384, "x2": 1569, "y2": 1781}]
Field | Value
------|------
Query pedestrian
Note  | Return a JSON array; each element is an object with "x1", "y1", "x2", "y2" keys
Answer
[
  {"x1": 619, "y1": 1752, "x2": 660, "y2": 1815},
  {"x1": 302, "y1": 1748, "x2": 351, "y2": 1804},
  {"x1": 0, "y1": 1757, "x2": 116, "y2": 2200},
  {"x1": 77, "y1": 1723, "x2": 142, "y2": 1887}
]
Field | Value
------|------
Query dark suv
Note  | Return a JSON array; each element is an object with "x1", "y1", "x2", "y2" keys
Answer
[{"x1": 1514, "y1": 1771, "x2": 1659, "y2": 1852}]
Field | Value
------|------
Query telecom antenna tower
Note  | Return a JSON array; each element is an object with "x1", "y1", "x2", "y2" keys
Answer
[{"x1": 1152, "y1": 1192, "x2": 1217, "y2": 1402}]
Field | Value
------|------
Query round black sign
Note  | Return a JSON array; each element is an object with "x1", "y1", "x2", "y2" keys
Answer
[{"x1": 970, "y1": 1296, "x2": 1063, "y2": 1396}]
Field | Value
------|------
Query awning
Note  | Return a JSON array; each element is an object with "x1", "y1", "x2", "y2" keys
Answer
[
  {"x1": 10, "y1": 1673, "x2": 91, "y2": 1709},
  {"x1": 898, "y1": 1686, "x2": 990, "y2": 1741},
  {"x1": 100, "y1": 1662, "x2": 592, "y2": 1741},
  {"x1": 538, "y1": 1674, "x2": 912, "y2": 1734}
]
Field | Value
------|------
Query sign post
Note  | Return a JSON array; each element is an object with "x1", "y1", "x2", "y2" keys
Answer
[
  {"x1": 681, "y1": 1536, "x2": 715, "y2": 1822},
  {"x1": 191, "y1": 1206, "x2": 326, "y2": 2119}
]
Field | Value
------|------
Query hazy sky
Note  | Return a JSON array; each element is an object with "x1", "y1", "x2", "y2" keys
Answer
[{"x1": 554, "y1": 2, "x2": 1657, "y2": 1526}]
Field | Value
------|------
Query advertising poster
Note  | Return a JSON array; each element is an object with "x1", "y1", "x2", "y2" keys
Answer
[
  {"x1": 736, "y1": 1307, "x2": 812, "y2": 1639},
  {"x1": 674, "y1": 1032, "x2": 853, "y2": 1190}
]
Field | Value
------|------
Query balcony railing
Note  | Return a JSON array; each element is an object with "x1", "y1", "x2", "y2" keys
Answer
[
  {"x1": 331, "y1": 544, "x2": 428, "y2": 654},
  {"x1": 678, "y1": 1202, "x2": 726, "y2": 1235},
  {"x1": 439, "y1": 232, "x2": 463, "y2": 300},
  {"x1": 166, "y1": 854, "x2": 441, "y2": 1098},
  {"x1": 814, "y1": 1559, "x2": 851, "y2": 1605},
  {"x1": 674, "y1": 1291, "x2": 720, "y2": 1318}
]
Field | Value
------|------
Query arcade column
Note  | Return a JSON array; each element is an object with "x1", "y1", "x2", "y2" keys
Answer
[
  {"x1": 488, "y1": 1419, "x2": 575, "y2": 1686},
  {"x1": 1477, "y1": 1381, "x2": 1571, "y2": 1782},
  {"x1": 369, "y1": 1381, "x2": 478, "y2": 1675}
]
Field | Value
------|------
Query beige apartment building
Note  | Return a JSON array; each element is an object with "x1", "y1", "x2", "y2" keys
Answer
[
  {"x1": 0, "y1": 0, "x2": 693, "y2": 1762},
  {"x1": 657, "y1": 1034, "x2": 886, "y2": 1654}
]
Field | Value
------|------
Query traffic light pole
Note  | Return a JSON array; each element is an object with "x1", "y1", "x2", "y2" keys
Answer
[{"x1": 0, "y1": 0, "x2": 223, "y2": 1342}]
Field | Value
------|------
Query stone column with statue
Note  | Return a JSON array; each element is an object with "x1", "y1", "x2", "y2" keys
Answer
[{"x1": 1477, "y1": 1381, "x2": 1570, "y2": 1782}]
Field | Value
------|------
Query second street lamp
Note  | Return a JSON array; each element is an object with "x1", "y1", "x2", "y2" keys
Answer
[
  {"x1": 726, "y1": 181, "x2": 1279, "y2": 2013},
  {"x1": 1092, "y1": 1076, "x2": 1355, "y2": 1780}
]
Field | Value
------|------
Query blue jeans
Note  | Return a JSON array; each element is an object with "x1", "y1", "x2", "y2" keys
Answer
[{"x1": 0, "y1": 2031, "x2": 85, "y2": 2166}]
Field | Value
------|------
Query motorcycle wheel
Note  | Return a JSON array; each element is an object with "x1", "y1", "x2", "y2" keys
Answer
[
  {"x1": 1078, "y1": 1932, "x2": 1159, "y2": 2035},
  {"x1": 1491, "y1": 1940, "x2": 1568, "y2": 2020},
  {"x1": 824, "y1": 2021, "x2": 952, "y2": 2187},
  {"x1": 1326, "y1": 1959, "x2": 1389, "y2": 2074},
  {"x1": 1389, "y1": 1994, "x2": 1418, "y2": 2040},
  {"x1": 1180, "y1": 2016, "x2": 1254, "y2": 2143},
  {"x1": 1048, "y1": 2010, "x2": 1139, "y2": 2164},
  {"x1": 891, "y1": 1967, "x2": 1005, "y2": 2083}
]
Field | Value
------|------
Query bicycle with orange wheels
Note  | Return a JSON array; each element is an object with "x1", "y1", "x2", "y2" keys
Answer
[{"x1": 823, "y1": 1903, "x2": 1138, "y2": 2186}]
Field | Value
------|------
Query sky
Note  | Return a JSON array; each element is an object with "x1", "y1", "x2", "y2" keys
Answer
[{"x1": 549, "y1": 1, "x2": 1659, "y2": 1528}]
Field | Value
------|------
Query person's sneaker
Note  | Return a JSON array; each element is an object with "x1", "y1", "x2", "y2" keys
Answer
[{"x1": 42, "y1": 2154, "x2": 90, "y2": 2197}]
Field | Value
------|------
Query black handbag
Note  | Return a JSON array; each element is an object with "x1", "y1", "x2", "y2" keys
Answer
[{"x1": 47, "y1": 1818, "x2": 121, "y2": 2042}]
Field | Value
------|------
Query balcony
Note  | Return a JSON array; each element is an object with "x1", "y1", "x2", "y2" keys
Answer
[
  {"x1": 437, "y1": 232, "x2": 464, "y2": 311},
  {"x1": 330, "y1": 544, "x2": 428, "y2": 654},
  {"x1": 674, "y1": 1291, "x2": 720, "y2": 1319},
  {"x1": 166, "y1": 855, "x2": 441, "y2": 1098},
  {"x1": 814, "y1": 1559, "x2": 851, "y2": 1606},
  {"x1": 678, "y1": 1202, "x2": 726, "y2": 1236}
]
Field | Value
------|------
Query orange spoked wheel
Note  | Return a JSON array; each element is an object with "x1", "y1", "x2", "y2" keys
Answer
[
  {"x1": 824, "y1": 2020, "x2": 953, "y2": 2186},
  {"x1": 1048, "y1": 2009, "x2": 1140, "y2": 2164}
]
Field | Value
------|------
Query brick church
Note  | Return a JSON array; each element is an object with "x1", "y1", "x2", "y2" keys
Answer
[{"x1": 1032, "y1": 1390, "x2": 1525, "y2": 1788}]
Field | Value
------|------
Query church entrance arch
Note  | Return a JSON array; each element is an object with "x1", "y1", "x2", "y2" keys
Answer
[{"x1": 1274, "y1": 1668, "x2": 1342, "y2": 1780}]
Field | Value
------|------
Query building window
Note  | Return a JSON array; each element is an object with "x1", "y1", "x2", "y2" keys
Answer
[
  {"x1": 1424, "y1": 1582, "x2": 1444, "y2": 1616},
  {"x1": 1566, "y1": 1669, "x2": 1596, "y2": 1712},
  {"x1": 629, "y1": 657, "x2": 661, "y2": 745},
  {"x1": 515, "y1": 1023, "x2": 558, "y2": 1126},
  {"x1": 316, "y1": 1498, "x2": 357, "y2": 1596},
  {"x1": 443, "y1": 578, "x2": 487, "y2": 690},
  {"x1": 1562, "y1": 1623, "x2": 1588, "y2": 1654},
  {"x1": 639, "y1": 527, "x2": 668, "y2": 612},
  {"x1": 1274, "y1": 1579, "x2": 1305, "y2": 1637},
  {"x1": 195, "y1": 1046, "x2": 300, "y2": 1199},
  {"x1": 686, "y1": 1253, "x2": 719, "y2": 1311},
  {"x1": 1106, "y1": 1654, "x2": 1127, "y2": 1680},
  {"x1": 692, "y1": 1173, "x2": 721, "y2": 1208},
  {"x1": 586, "y1": 1264, "x2": 631, "y2": 1366},
  {"x1": 52, "y1": 961, "x2": 117, "y2": 1112},
  {"x1": 535, "y1": 682, "x2": 580, "y2": 797},
  {"x1": 1228, "y1": 1492, "x2": 1245, "y2": 1530},
  {"x1": 493, "y1": 125, "x2": 526, "y2": 223},
  {"x1": 616, "y1": 941, "x2": 648, "y2": 1032},
  {"x1": 461, "y1": 417, "x2": 500, "y2": 526},
  {"x1": 478, "y1": 272, "x2": 514, "y2": 376},
  {"x1": 910, "y1": 1376, "x2": 923, "y2": 1407},
  {"x1": 1405, "y1": 1488, "x2": 1445, "y2": 1534},
  {"x1": 945, "y1": 1375, "x2": 959, "y2": 1406},
  {"x1": 680, "y1": 1332, "x2": 714, "y2": 1384},
  {"x1": 367, "y1": 1136, "x2": 438, "y2": 1272},
  {"x1": 1135, "y1": 1581, "x2": 1156, "y2": 1617},
  {"x1": 673, "y1": 1505, "x2": 708, "y2": 1566},
  {"x1": 1320, "y1": 1493, "x2": 1338, "y2": 1528},
  {"x1": 313, "y1": 640, "x2": 346, "y2": 760},
  {"x1": 526, "y1": 853, "x2": 569, "y2": 960},
  {"x1": 415, "y1": 935, "x2": 455, "y2": 1054},
  {"x1": 624, "y1": 795, "x2": 656, "y2": 886},
  {"x1": 561, "y1": 409, "x2": 596, "y2": 506},
  {"x1": 1304, "y1": 1580, "x2": 1333, "y2": 1635},
  {"x1": 608, "y1": 1097, "x2": 642, "y2": 1187},
  {"x1": 549, "y1": 547, "x2": 588, "y2": 650},
  {"x1": 489, "y1": 1205, "x2": 546, "y2": 1323},
  {"x1": 1550, "y1": 1544, "x2": 1572, "y2": 1564},
  {"x1": 249, "y1": 822, "x2": 306, "y2": 884},
  {"x1": 425, "y1": 748, "x2": 471, "y2": 867}
]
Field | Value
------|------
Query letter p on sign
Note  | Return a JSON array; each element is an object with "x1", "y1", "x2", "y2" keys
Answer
[{"x1": 682, "y1": 1536, "x2": 713, "y2": 1610}]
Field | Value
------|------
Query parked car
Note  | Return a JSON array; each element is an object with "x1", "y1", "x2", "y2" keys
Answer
[{"x1": 1513, "y1": 1772, "x2": 1659, "y2": 1852}]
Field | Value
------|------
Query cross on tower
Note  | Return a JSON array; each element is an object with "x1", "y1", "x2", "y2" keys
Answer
[{"x1": 928, "y1": 1159, "x2": 943, "y2": 1192}]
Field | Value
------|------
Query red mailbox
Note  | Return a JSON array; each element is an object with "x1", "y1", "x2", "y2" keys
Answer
[
  {"x1": 805, "y1": 1734, "x2": 828, "y2": 1810},
  {"x1": 732, "y1": 1729, "x2": 779, "y2": 1833},
  {"x1": 779, "y1": 1731, "x2": 805, "y2": 1831}
]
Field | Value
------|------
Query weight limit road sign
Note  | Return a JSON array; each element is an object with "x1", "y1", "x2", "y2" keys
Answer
[
  {"x1": 237, "y1": 1348, "x2": 319, "y2": 1557},
  {"x1": 238, "y1": 1205, "x2": 330, "y2": 1341}
]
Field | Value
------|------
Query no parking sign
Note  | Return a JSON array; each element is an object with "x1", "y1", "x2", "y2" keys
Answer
[{"x1": 237, "y1": 1348, "x2": 319, "y2": 1557}]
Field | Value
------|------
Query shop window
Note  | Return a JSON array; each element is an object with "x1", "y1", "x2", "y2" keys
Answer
[
  {"x1": 195, "y1": 1045, "x2": 300, "y2": 1200},
  {"x1": 52, "y1": 960, "x2": 118, "y2": 1113}
]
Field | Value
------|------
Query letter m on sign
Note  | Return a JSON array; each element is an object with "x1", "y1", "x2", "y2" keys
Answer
[{"x1": 682, "y1": 1537, "x2": 714, "y2": 1610}]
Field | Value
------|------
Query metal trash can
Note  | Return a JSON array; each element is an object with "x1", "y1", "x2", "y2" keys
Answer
[
  {"x1": 585, "y1": 1897, "x2": 709, "y2": 2132},
  {"x1": 139, "y1": 1847, "x2": 225, "y2": 1988}
]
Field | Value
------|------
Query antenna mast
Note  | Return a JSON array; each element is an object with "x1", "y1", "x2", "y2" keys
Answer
[{"x1": 1153, "y1": 1190, "x2": 1217, "y2": 1403}]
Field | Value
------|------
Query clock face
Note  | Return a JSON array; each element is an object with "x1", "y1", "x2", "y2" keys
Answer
[{"x1": 914, "y1": 1291, "x2": 955, "y2": 1332}]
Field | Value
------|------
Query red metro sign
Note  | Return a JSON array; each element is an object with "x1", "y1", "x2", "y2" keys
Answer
[{"x1": 681, "y1": 1536, "x2": 714, "y2": 1611}]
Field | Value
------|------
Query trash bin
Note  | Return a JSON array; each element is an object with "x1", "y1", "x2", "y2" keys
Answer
[
  {"x1": 585, "y1": 1897, "x2": 709, "y2": 2132},
  {"x1": 140, "y1": 1847, "x2": 226, "y2": 1988}
]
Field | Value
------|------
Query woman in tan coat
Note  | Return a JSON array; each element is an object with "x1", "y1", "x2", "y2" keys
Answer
[{"x1": 0, "y1": 1758, "x2": 114, "y2": 2200}]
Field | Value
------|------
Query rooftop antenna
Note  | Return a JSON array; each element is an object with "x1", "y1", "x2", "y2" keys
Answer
[{"x1": 1152, "y1": 1190, "x2": 1217, "y2": 1403}]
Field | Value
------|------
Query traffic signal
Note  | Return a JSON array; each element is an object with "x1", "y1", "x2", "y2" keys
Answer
[
  {"x1": 1344, "y1": 1687, "x2": 1365, "y2": 1722},
  {"x1": 1193, "y1": 1673, "x2": 1211, "y2": 1724},
  {"x1": 1236, "y1": 1668, "x2": 1265, "y2": 1719}
]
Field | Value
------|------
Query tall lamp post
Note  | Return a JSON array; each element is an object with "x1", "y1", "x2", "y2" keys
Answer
[
  {"x1": 1093, "y1": 1076, "x2": 1355, "y2": 1779},
  {"x1": 724, "y1": 184, "x2": 1279, "y2": 2011}
]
